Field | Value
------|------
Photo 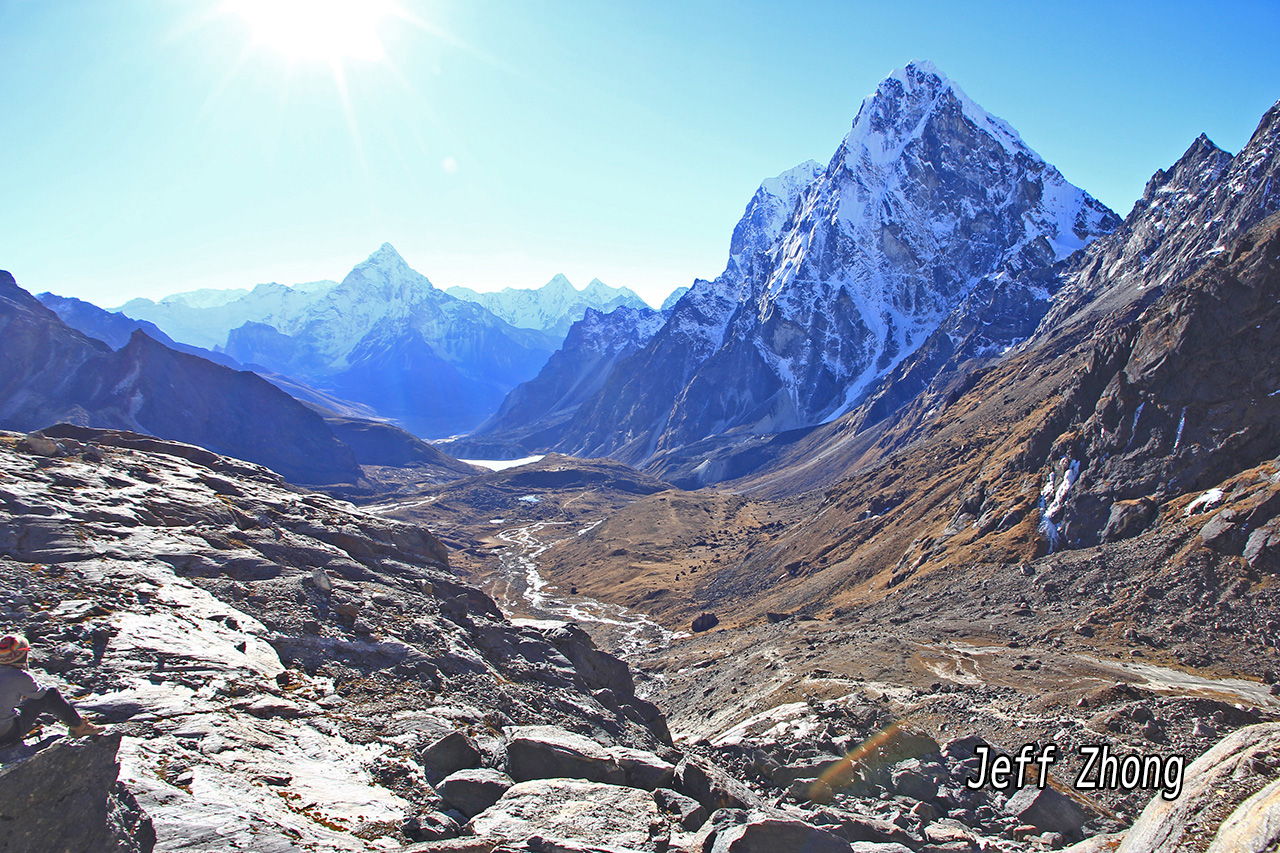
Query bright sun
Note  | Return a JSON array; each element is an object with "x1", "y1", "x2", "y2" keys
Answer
[{"x1": 223, "y1": 0, "x2": 398, "y2": 63}]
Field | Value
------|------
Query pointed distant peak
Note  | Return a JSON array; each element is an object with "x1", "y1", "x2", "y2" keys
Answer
[
  {"x1": 366, "y1": 242, "x2": 406, "y2": 264},
  {"x1": 582, "y1": 278, "x2": 616, "y2": 294},
  {"x1": 1183, "y1": 133, "x2": 1229, "y2": 162},
  {"x1": 354, "y1": 241, "x2": 423, "y2": 279},
  {"x1": 543, "y1": 273, "x2": 575, "y2": 291},
  {"x1": 1171, "y1": 132, "x2": 1231, "y2": 175},
  {"x1": 343, "y1": 241, "x2": 435, "y2": 292},
  {"x1": 1140, "y1": 132, "x2": 1234, "y2": 206}
]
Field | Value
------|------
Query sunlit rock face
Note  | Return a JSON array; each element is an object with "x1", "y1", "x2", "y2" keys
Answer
[
  {"x1": 547, "y1": 62, "x2": 1118, "y2": 465},
  {"x1": 0, "y1": 427, "x2": 672, "y2": 851}
]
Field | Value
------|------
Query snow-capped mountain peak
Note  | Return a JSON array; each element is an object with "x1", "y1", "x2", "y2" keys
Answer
[
  {"x1": 445, "y1": 274, "x2": 649, "y2": 338},
  {"x1": 544, "y1": 274, "x2": 576, "y2": 294},
  {"x1": 580, "y1": 278, "x2": 619, "y2": 299},
  {"x1": 846, "y1": 61, "x2": 1027, "y2": 167},
  {"x1": 538, "y1": 61, "x2": 1120, "y2": 463},
  {"x1": 339, "y1": 243, "x2": 435, "y2": 300}
]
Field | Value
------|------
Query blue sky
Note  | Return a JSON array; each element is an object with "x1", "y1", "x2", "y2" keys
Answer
[{"x1": 2, "y1": 1, "x2": 1277, "y2": 308}]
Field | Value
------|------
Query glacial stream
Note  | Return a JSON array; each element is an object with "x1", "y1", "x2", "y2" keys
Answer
[{"x1": 483, "y1": 518, "x2": 682, "y2": 659}]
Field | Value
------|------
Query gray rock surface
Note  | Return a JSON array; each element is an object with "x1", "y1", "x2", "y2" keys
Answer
[
  {"x1": 674, "y1": 755, "x2": 764, "y2": 813},
  {"x1": 605, "y1": 745, "x2": 674, "y2": 791},
  {"x1": 652, "y1": 787, "x2": 707, "y2": 830},
  {"x1": 1119, "y1": 722, "x2": 1280, "y2": 853},
  {"x1": 1205, "y1": 776, "x2": 1280, "y2": 853},
  {"x1": 0, "y1": 430, "x2": 670, "y2": 850},
  {"x1": 1004, "y1": 784, "x2": 1091, "y2": 838},
  {"x1": 707, "y1": 814, "x2": 854, "y2": 853},
  {"x1": 437, "y1": 768, "x2": 515, "y2": 819},
  {"x1": 0, "y1": 733, "x2": 154, "y2": 853},
  {"x1": 505, "y1": 725, "x2": 626, "y2": 785},
  {"x1": 422, "y1": 731, "x2": 483, "y2": 780},
  {"x1": 468, "y1": 779, "x2": 665, "y2": 851}
]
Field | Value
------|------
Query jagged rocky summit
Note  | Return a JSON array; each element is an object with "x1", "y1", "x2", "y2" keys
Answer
[{"x1": 493, "y1": 61, "x2": 1119, "y2": 466}]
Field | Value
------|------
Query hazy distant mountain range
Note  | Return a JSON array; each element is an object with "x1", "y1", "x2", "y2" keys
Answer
[
  {"x1": 447, "y1": 274, "x2": 649, "y2": 338},
  {"x1": 109, "y1": 252, "x2": 651, "y2": 437}
]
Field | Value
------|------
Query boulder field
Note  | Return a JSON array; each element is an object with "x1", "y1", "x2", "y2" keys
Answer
[{"x1": 1, "y1": 428, "x2": 1278, "y2": 851}]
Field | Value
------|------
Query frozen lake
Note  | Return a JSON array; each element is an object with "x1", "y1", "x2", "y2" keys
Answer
[{"x1": 460, "y1": 455, "x2": 545, "y2": 472}]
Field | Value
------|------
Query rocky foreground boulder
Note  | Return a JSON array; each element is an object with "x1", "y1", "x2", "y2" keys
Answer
[
  {"x1": 1113, "y1": 722, "x2": 1280, "y2": 853},
  {"x1": 0, "y1": 733, "x2": 154, "y2": 852}
]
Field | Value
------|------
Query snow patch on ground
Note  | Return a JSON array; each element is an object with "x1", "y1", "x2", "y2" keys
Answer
[{"x1": 1185, "y1": 488, "x2": 1226, "y2": 515}]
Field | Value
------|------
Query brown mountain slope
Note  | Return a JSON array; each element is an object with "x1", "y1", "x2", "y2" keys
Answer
[{"x1": 537, "y1": 213, "x2": 1280, "y2": 684}]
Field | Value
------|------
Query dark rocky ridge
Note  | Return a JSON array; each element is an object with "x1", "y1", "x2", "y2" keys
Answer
[
  {"x1": 36, "y1": 284, "x2": 483, "y2": 482},
  {"x1": 324, "y1": 416, "x2": 482, "y2": 475},
  {"x1": 464, "y1": 305, "x2": 666, "y2": 458},
  {"x1": 0, "y1": 272, "x2": 362, "y2": 484},
  {"x1": 36, "y1": 290, "x2": 241, "y2": 368}
]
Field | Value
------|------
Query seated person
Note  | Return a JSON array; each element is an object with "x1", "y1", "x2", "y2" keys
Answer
[{"x1": 0, "y1": 634, "x2": 102, "y2": 746}]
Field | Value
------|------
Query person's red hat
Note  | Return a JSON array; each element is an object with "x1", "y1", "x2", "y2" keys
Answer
[{"x1": 0, "y1": 635, "x2": 31, "y2": 665}]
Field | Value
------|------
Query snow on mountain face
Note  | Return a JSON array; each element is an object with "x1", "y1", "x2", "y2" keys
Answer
[
  {"x1": 660, "y1": 287, "x2": 689, "y2": 311},
  {"x1": 446, "y1": 275, "x2": 648, "y2": 339},
  {"x1": 737, "y1": 62, "x2": 1117, "y2": 423},
  {"x1": 157, "y1": 287, "x2": 251, "y2": 309},
  {"x1": 553, "y1": 62, "x2": 1119, "y2": 464},
  {"x1": 214, "y1": 244, "x2": 559, "y2": 437},
  {"x1": 118, "y1": 280, "x2": 338, "y2": 350},
  {"x1": 272, "y1": 242, "x2": 447, "y2": 370},
  {"x1": 663, "y1": 159, "x2": 826, "y2": 366}
]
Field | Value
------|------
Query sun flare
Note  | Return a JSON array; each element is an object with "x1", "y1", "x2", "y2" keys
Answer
[{"x1": 223, "y1": 0, "x2": 398, "y2": 63}]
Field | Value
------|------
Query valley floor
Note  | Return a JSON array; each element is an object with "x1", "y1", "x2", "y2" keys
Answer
[{"x1": 360, "y1": 455, "x2": 1280, "y2": 829}]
